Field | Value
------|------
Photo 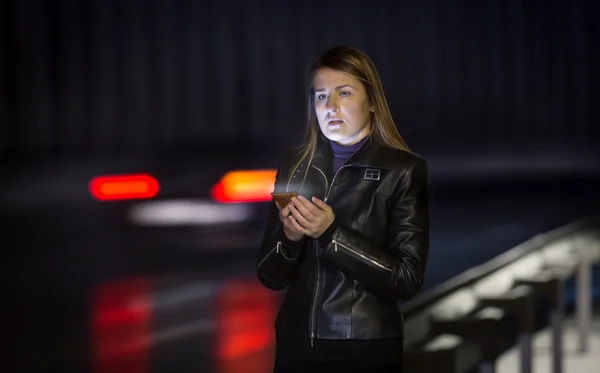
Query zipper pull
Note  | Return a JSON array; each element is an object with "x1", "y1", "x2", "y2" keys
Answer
[
  {"x1": 333, "y1": 240, "x2": 337, "y2": 252},
  {"x1": 276, "y1": 241, "x2": 281, "y2": 254},
  {"x1": 310, "y1": 337, "x2": 314, "y2": 348}
]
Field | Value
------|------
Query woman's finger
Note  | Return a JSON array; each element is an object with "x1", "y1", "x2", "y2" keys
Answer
[
  {"x1": 289, "y1": 204, "x2": 312, "y2": 228},
  {"x1": 311, "y1": 196, "x2": 332, "y2": 212},
  {"x1": 282, "y1": 206, "x2": 290, "y2": 217},
  {"x1": 292, "y1": 197, "x2": 318, "y2": 220},
  {"x1": 288, "y1": 215, "x2": 310, "y2": 236},
  {"x1": 282, "y1": 214, "x2": 301, "y2": 231}
]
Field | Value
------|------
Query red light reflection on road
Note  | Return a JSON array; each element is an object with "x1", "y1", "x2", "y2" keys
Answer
[
  {"x1": 92, "y1": 278, "x2": 152, "y2": 373},
  {"x1": 215, "y1": 278, "x2": 278, "y2": 373}
]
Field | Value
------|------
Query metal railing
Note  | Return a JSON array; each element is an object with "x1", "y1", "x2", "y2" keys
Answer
[{"x1": 401, "y1": 213, "x2": 600, "y2": 373}]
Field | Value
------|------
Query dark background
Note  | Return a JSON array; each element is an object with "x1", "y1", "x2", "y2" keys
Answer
[
  {"x1": 1, "y1": 1, "x2": 599, "y2": 372},
  {"x1": 1, "y1": 0, "x2": 598, "y2": 158}
]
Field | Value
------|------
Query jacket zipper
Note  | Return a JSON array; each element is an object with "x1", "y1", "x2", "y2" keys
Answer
[
  {"x1": 308, "y1": 165, "x2": 328, "y2": 347},
  {"x1": 332, "y1": 239, "x2": 392, "y2": 272},
  {"x1": 309, "y1": 240, "x2": 320, "y2": 347},
  {"x1": 257, "y1": 241, "x2": 282, "y2": 270},
  {"x1": 308, "y1": 164, "x2": 352, "y2": 347},
  {"x1": 312, "y1": 164, "x2": 352, "y2": 202},
  {"x1": 311, "y1": 165, "x2": 328, "y2": 199},
  {"x1": 307, "y1": 141, "x2": 368, "y2": 346}
]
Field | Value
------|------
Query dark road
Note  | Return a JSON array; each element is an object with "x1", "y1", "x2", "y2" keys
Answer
[{"x1": 3, "y1": 163, "x2": 600, "y2": 373}]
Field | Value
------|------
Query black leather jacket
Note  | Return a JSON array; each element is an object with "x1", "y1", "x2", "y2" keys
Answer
[{"x1": 256, "y1": 135, "x2": 430, "y2": 342}]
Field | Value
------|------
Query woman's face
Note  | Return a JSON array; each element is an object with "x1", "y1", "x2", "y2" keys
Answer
[{"x1": 313, "y1": 68, "x2": 372, "y2": 145}]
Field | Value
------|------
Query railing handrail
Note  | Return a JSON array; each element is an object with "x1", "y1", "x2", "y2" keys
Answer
[{"x1": 400, "y1": 213, "x2": 600, "y2": 318}]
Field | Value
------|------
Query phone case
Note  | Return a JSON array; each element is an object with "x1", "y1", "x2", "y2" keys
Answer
[{"x1": 271, "y1": 192, "x2": 298, "y2": 208}]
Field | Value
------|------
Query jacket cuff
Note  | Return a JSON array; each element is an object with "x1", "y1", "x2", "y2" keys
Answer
[
  {"x1": 318, "y1": 220, "x2": 339, "y2": 246},
  {"x1": 281, "y1": 229, "x2": 306, "y2": 258}
]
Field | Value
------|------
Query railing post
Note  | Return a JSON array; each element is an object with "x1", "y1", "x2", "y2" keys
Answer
[
  {"x1": 479, "y1": 362, "x2": 495, "y2": 373},
  {"x1": 551, "y1": 281, "x2": 564, "y2": 373},
  {"x1": 518, "y1": 333, "x2": 533, "y2": 373},
  {"x1": 576, "y1": 254, "x2": 592, "y2": 353}
]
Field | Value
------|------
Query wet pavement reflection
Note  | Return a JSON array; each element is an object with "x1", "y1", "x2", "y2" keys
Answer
[{"x1": 4, "y1": 172, "x2": 600, "y2": 373}]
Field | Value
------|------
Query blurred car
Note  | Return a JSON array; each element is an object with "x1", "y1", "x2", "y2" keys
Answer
[{"x1": 1, "y1": 152, "x2": 285, "y2": 373}]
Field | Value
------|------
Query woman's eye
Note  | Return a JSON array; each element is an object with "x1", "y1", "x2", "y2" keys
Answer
[
  {"x1": 316, "y1": 94, "x2": 327, "y2": 100},
  {"x1": 340, "y1": 91, "x2": 351, "y2": 97}
]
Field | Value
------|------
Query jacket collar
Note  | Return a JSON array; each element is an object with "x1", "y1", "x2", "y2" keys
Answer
[{"x1": 313, "y1": 133, "x2": 400, "y2": 171}]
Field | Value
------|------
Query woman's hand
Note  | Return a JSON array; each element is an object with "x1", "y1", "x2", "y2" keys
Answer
[
  {"x1": 276, "y1": 202, "x2": 305, "y2": 241},
  {"x1": 287, "y1": 195, "x2": 335, "y2": 238}
]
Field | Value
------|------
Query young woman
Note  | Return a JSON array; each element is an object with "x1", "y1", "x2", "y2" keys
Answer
[{"x1": 257, "y1": 45, "x2": 431, "y2": 373}]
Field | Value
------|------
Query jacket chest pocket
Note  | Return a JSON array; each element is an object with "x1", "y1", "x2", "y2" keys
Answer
[
  {"x1": 334, "y1": 168, "x2": 391, "y2": 196},
  {"x1": 328, "y1": 168, "x2": 390, "y2": 229}
]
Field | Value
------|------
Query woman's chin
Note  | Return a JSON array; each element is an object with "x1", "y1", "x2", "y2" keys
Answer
[{"x1": 321, "y1": 130, "x2": 345, "y2": 142}]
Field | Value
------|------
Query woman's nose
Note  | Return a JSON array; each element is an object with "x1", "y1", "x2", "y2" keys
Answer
[{"x1": 326, "y1": 97, "x2": 339, "y2": 112}]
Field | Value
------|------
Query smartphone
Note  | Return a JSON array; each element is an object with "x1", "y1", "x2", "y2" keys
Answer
[{"x1": 271, "y1": 192, "x2": 299, "y2": 208}]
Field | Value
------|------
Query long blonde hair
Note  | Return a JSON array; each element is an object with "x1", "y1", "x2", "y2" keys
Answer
[{"x1": 288, "y1": 45, "x2": 410, "y2": 187}]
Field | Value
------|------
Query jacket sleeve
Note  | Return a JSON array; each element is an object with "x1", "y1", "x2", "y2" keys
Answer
[
  {"x1": 256, "y1": 167, "x2": 306, "y2": 291},
  {"x1": 319, "y1": 158, "x2": 430, "y2": 301}
]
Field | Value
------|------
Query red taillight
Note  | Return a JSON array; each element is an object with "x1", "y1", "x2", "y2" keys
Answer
[
  {"x1": 90, "y1": 174, "x2": 160, "y2": 201},
  {"x1": 211, "y1": 170, "x2": 276, "y2": 203}
]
